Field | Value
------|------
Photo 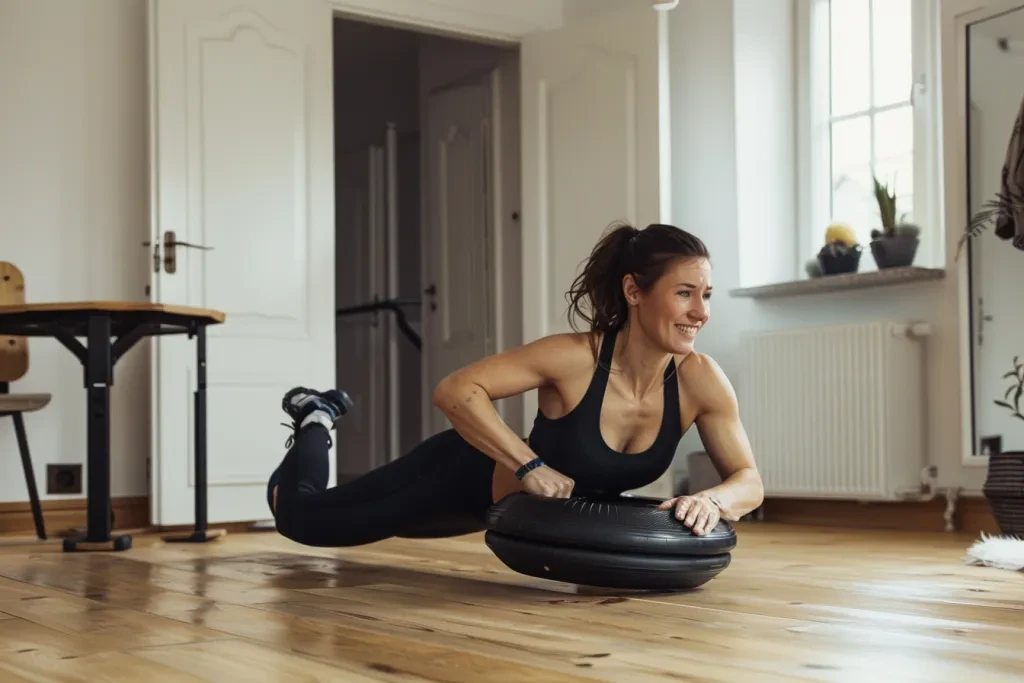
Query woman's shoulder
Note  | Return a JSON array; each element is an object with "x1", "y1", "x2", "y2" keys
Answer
[
  {"x1": 675, "y1": 351, "x2": 736, "y2": 404},
  {"x1": 527, "y1": 330, "x2": 601, "y2": 359}
]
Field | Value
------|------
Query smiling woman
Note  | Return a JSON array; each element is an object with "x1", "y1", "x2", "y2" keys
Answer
[{"x1": 265, "y1": 221, "x2": 763, "y2": 556}]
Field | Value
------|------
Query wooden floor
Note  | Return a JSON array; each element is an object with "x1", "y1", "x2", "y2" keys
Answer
[{"x1": 0, "y1": 522, "x2": 1021, "y2": 682}]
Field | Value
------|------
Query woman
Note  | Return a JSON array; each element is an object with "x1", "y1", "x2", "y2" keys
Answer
[{"x1": 267, "y1": 222, "x2": 764, "y2": 548}]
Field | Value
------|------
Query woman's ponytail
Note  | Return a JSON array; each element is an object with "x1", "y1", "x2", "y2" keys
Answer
[{"x1": 565, "y1": 221, "x2": 638, "y2": 334}]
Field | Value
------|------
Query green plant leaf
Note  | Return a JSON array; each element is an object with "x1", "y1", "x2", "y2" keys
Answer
[
  {"x1": 956, "y1": 185, "x2": 1024, "y2": 260},
  {"x1": 1006, "y1": 385, "x2": 1016, "y2": 401},
  {"x1": 995, "y1": 400, "x2": 1015, "y2": 410}
]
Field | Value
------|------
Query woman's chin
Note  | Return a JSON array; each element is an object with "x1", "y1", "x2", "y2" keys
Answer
[{"x1": 667, "y1": 334, "x2": 696, "y2": 355}]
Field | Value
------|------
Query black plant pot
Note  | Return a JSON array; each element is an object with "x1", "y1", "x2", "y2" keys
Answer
[
  {"x1": 870, "y1": 235, "x2": 919, "y2": 269},
  {"x1": 817, "y1": 247, "x2": 861, "y2": 275},
  {"x1": 982, "y1": 450, "x2": 1024, "y2": 536}
]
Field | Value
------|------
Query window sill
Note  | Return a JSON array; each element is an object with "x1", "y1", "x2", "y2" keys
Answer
[{"x1": 728, "y1": 266, "x2": 946, "y2": 300}]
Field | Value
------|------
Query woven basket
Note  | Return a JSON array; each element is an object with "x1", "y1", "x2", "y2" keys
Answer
[{"x1": 983, "y1": 451, "x2": 1024, "y2": 536}]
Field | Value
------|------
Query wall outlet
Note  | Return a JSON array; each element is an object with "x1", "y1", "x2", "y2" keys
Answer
[
  {"x1": 980, "y1": 435, "x2": 1002, "y2": 456},
  {"x1": 47, "y1": 464, "x2": 82, "y2": 495}
]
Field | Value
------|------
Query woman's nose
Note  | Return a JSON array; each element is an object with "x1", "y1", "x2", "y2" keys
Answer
[{"x1": 689, "y1": 300, "x2": 708, "y2": 321}]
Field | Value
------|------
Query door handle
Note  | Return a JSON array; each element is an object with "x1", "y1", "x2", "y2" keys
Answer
[
  {"x1": 424, "y1": 284, "x2": 437, "y2": 311},
  {"x1": 978, "y1": 297, "x2": 994, "y2": 346},
  {"x1": 143, "y1": 230, "x2": 213, "y2": 274}
]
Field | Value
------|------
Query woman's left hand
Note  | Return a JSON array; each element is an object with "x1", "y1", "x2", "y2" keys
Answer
[{"x1": 657, "y1": 495, "x2": 721, "y2": 536}]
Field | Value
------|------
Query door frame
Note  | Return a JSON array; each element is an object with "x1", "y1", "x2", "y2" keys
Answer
[{"x1": 327, "y1": 0, "x2": 559, "y2": 44}]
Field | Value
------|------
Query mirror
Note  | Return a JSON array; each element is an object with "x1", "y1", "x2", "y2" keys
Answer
[{"x1": 966, "y1": 3, "x2": 1024, "y2": 458}]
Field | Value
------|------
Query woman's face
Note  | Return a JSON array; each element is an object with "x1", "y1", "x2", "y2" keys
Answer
[{"x1": 625, "y1": 257, "x2": 712, "y2": 355}]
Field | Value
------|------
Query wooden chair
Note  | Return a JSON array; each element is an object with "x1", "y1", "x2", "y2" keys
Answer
[{"x1": 0, "y1": 262, "x2": 50, "y2": 540}]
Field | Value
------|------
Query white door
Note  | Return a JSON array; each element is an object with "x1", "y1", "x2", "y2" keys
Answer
[
  {"x1": 422, "y1": 75, "x2": 496, "y2": 436},
  {"x1": 334, "y1": 148, "x2": 388, "y2": 477},
  {"x1": 147, "y1": 0, "x2": 335, "y2": 525},
  {"x1": 519, "y1": 4, "x2": 671, "y2": 431}
]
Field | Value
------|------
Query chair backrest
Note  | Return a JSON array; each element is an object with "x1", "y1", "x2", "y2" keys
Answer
[{"x1": 0, "y1": 262, "x2": 28, "y2": 383}]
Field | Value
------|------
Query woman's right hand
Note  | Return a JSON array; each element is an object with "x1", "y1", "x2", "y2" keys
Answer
[{"x1": 521, "y1": 465, "x2": 575, "y2": 498}]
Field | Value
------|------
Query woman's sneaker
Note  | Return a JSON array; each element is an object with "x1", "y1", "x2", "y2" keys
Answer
[{"x1": 280, "y1": 386, "x2": 354, "y2": 446}]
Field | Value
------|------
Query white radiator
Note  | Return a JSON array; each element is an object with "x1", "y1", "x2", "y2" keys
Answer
[{"x1": 737, "y1": 320, "x2": 931, "y2": 501}]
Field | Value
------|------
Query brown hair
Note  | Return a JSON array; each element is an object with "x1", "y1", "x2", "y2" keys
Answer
[{"x1": 565, "y1": 221, "x2": 710, "y2": 335}]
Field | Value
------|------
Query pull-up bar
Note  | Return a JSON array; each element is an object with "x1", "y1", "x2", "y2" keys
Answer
[{"x1": 336, "y1": 297, "x2": 421, "y2": 351}]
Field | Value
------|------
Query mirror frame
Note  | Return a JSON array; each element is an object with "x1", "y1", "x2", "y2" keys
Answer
[{"x1": 951, "y1": 0, "x2": 1024, "y2": 466}]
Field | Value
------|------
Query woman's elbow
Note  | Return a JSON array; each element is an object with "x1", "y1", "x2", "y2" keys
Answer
[
  {"x1": 432, "y1": 373, "x2": 474, "y2": 411},
  {"x1": 431, "y1": 374, "x2": 458, "y2": 410}
]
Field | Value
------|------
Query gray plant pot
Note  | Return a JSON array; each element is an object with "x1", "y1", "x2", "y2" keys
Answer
[{"x1": 870, "y1": 235, "x2": 918, "y2": 269}]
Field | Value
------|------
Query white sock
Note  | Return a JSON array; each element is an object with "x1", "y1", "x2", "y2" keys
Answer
[
  {"x1": 300, "y1": 409, "x2": 335, "y2": 432},
  {"x1": 289, "y1": 392, "x2": 319, "y2": 409}
]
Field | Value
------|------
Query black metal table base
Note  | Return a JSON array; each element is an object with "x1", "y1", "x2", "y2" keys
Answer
[
  {"x1": 160, "y1": 324, "x2": 222, "y2": 544},
  {"x1": 30, "y1": 312, "x2": 224, "y2": 551},
  {"x1": 163, "y1": 529, "x2": 227, "y2": 543}
]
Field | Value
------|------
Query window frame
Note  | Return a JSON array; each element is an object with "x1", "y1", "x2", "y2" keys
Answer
[{"x1": 795, "y1": 0, "x2": 944, "y2": 275}]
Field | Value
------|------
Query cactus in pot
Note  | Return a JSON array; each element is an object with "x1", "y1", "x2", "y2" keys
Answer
[{"x1": 869, "y1": 175, "x2": 919, "y2": 269}]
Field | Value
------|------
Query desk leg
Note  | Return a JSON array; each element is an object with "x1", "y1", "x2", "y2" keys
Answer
[
  {"x1": 63, "y1": 314, "x2": 132, "y2": 552},
  {"x1": 163, "y1": 324, "x2": 225, "y2": 544}
]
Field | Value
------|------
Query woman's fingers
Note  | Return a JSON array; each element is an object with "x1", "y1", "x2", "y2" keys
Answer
[
  {"x1": 673, "y1": 497, "x2": 692, "y2": 521},
  {"x1": 684, "y1": 501, "x2": 701, "y2": 527},
  {"x1": 693, "y1": 507, "x2": 711, "y2": 535},
  {"x1": 665, "y1": 496, "x2": 721, "y2": 536}
]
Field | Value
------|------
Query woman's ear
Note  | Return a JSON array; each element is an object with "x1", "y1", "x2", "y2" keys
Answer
[{"x1": 622, "y1": 274, "x2": 641, "y2": 307}]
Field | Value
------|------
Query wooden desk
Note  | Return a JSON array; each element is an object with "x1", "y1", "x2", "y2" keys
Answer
[{"x1": 0, "y1": 301, "x2": 225, "y2": 552}]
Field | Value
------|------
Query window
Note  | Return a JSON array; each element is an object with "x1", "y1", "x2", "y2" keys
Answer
[{"x1": 798, "y1": 0, "x2": 940, "y2": 270}]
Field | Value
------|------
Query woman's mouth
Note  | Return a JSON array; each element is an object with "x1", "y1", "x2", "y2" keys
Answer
[{"x1": 675, "y1": 324, "x2": 700, "y2": 339}]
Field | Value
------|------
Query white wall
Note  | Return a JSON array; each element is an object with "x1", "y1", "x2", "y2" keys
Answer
[
  {"x1": 561, "y1": 0, "x2": 628, "y2": 24},
  {"x1": 667, "y1": 0, "x2": 986, "y2": 495},
  {"x1": 733, "y1": 0, "x2": 797, "y2": 288},
  {"x1": 0, "y1": 0, "x2": 150, "y2": 503}
]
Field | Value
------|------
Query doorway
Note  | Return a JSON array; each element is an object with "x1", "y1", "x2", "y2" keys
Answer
[{"x1": 332, "y1": 17, "x2": 523, "y2": 478}]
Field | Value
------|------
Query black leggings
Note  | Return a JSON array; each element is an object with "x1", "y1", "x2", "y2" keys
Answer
[{"x1": 271, "y1": 424, "x2": 497, "y2": 547}]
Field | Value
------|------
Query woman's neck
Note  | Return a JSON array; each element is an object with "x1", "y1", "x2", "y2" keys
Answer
[{"x1": 609, "y1": 323, "x2": 673, "y2": 401}]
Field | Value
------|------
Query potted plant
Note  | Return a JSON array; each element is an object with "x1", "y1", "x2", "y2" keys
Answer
[
  {"x1": 869, "y1": 175, "x2": 920, "y2": 268},
  {"x1": 958, "y1": 186, "x2": 1024, "y2": 255},
  {"x1": 984, "y1": 356, "x2": 1024, "y2": 536},
  {"x1": 816, "y1": 223, "x2": 862, "y2": 275}
]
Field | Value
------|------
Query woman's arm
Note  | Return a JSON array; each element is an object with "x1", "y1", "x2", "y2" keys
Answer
[
  {"x1": 688, "y1": 355, "x2": 763, "y2": 520},
  {"x1": 432, "y1": 332, "x2": 591, "y2": 477},
  {"x1": 660, "y1": 355, "x2": 764, "y2": 529}
]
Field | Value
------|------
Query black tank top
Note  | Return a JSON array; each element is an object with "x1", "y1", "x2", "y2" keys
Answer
[{"x1": 525, "y1": 327, "x2": 683, "y2": 496}]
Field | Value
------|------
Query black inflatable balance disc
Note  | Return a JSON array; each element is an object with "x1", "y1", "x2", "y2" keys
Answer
[{"x1": 484, "y1": 493, "x2": 737, "y2": 590}]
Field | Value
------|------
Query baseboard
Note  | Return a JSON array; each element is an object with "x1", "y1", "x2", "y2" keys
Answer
[
  {"x1": 0, "y1": 496, "x2": 150, "y2": 537},
  {"x1": 758, "y1": 496, "x2": 1000, "y2": 535}
]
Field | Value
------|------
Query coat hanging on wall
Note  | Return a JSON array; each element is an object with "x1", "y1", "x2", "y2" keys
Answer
[{"x1": 992, "y1": 91, "x2": 1024, "y2": 250}]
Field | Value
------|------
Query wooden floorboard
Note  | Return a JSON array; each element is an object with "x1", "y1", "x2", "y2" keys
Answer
[{"x1": 0, "y1": 523, "x2": 1021, "y2": 682}]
